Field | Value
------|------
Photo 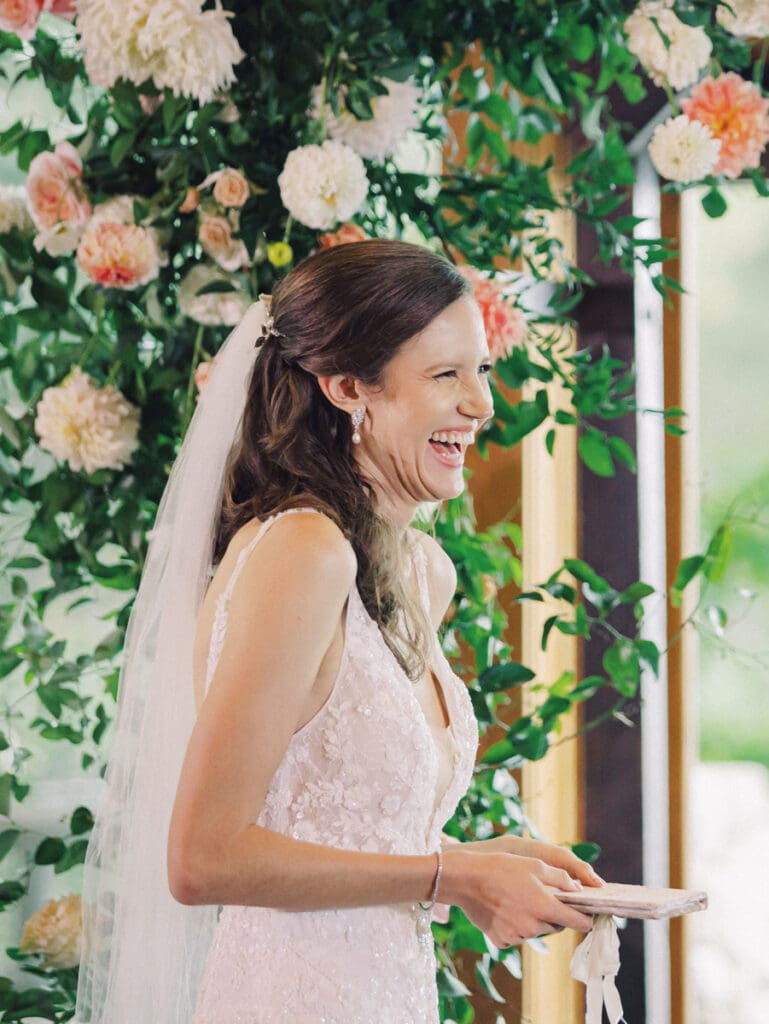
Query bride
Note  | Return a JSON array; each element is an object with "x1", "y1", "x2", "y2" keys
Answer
[{"x1": 76, "y1": 239, "x2": 600, "y2": 1023}]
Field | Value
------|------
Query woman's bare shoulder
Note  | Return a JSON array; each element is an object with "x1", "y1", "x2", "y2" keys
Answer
[{"x1": 231, "y1": 509, "x2": 357, "y2": 596}]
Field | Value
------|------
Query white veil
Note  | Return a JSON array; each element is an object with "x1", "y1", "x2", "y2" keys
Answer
[{"x1": 75, "y1": 299, "x2": 270, "y2": 1023}]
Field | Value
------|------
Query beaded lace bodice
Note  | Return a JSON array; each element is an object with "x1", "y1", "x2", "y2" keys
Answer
[{"x1": 194, "y1": 509, "x2": 479, "y2": 1024}]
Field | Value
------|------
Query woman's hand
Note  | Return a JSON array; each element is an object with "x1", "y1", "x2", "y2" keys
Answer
[
  {"x1": 441, "y1": 846, "x2": 597, "y2": 949},
  {"x1": 453, "y1": 833, "x2": 604, "y2": 890}
]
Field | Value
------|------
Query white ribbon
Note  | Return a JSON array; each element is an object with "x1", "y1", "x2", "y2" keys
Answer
[{"x1": 570, "y1": 914, "x2": 626, "y2": 1024}]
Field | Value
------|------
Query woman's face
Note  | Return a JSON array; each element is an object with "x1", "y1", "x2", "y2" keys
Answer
[{"x1": 354, "y1": 295, "x2": 494, "y2": 524}]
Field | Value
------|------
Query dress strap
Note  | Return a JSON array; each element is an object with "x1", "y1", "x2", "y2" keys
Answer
[
  {"x1": 204, "y1": 507, "x2": 324, "y2": 692},
  {"x1": 411, "y1": 534, "x2": 431, "y2": 616}
]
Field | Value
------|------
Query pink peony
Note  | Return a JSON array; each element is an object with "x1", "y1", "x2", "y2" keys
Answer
[
  {"x1": 459, "y1": 266, "x2": 528, "y2": 362},
  {"x1": 318, "y1": 222, "x2": 368, "y2": 248},
  {"x1": 0, "y1": 0, "x2": 43, "y2": 38},
  {"x1": 0, "y1": 0, "x2": 73, "y2": 39},
  {"x1": 682, "y1": 73, "x2": 769, "y2": 179},
  {"x1": 77, "y1": 221, "x2": 161, "y2": 289},
  {"x1": 26, "y1": 141, "x2": 90, "y2": 233}
]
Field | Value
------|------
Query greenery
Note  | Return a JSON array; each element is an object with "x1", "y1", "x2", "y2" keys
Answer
[{"x1": 0, "y1": 1, "x2": 767, "y2": 1019}]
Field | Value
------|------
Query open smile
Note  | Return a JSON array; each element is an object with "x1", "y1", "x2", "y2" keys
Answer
[{"x1": 427, "y1": 429, "x2": 475, "y2": 468}]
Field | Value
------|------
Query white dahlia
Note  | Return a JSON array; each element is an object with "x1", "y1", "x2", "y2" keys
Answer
[
  {"x1": 76, "y1": 0, "x2": 245, "y2": 104},
  {"x1": 313, "y1": 78, "x2": 422, "y2": 162},
  {"x1": 716, "y1": 0, "x2": 769, "y2": 36},
  {"x1": 625, "y1": 2, "x2": 713, "y2": 90},
  {"x1": 35, "y1": 368, "x2": 140, "y2": 473},
  {"x1": 278, "y1": 140, "x2": 369, "y2": 230},
  {"x1": 0, "y1": 185, "x2": 33, "y2": 235},
  {"x1": 178, "y1": 263, "x2": 250, "y2": 326},
  {"x1": 648, "y1": 114, "x2": 721, "y2": 183}
]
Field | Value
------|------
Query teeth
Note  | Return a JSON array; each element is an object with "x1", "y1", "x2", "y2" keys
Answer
[{"x1": 429, "y1": 430, "x2": 475, "y2": 446}]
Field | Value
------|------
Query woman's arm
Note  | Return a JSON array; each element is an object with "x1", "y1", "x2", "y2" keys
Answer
[{"x1": 168, "y1": 512, "x2": 594, "y2": 943}]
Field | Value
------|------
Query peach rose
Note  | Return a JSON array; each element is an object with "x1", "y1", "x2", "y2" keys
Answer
[
  {"x1": 77, "y1": 221, "x2": 161, "y2": 289},
  {"x1": 212, "y1": 168, "x2": 250, "y2": 208},
  {"x1": 0, "y1": 0, "x2": 44, "y2": 39},
  {"x1": 198, "y1": 214, "x2": 247, "y2": 271},
  {"x1": 179, "y1": 187, "x2": 200, "y2": 213},
  {"x1": 318, "y1": 222, "x2": 368, "y2": 248},
  {"x1": 198, "y1": 214, "x2": 233, "y2": 256},
  {"x1": 26, "y1": 141, "x2": 91, "y2": 232},
  {"x1": 20, "y1": 894, "x2": 81, "y2": 969},
  {"x1": 194, "y1": 360, "x2": 213, "y2": 396}
]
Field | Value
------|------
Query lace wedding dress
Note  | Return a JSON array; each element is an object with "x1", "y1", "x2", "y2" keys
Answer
[{"x1": 192, "y1": 509, "x2": 479, "y2": 1023}]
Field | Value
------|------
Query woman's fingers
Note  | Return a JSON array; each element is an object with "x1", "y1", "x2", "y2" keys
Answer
[{"x1": 539, "y1": 862, "x2": 583, "y2": 892}]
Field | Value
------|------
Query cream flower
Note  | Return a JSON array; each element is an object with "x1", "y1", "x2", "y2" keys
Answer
[
  {"x1": 35, "y1": 368, "x2": 140, "y2": 473},
  {"x1": 717, "y1": 0, "x2": 769, "y2": 36},
  {"x1": 648, "y1": 114, "x2": 721, "y2": 183},
  {"x1": 76, "y1": 0, "x2": 245, "y2": 104},
  {"x1": 178, "y1": 263, "x2": 250, "y2": 326},
  {"x1": 314, "y1": 78, "x2": 422, "y2": 162},
  {"x1": 625, "y1": 1, "x2": 712, "y2": 89},
  {"x1": 278, "y1": 140, "x2": 369, "y2": 231},
  {"x1": 20, "y1": 894, "x2": 82, "y2": 969},
  {"x1": 0, "y1": 185, "x2": 33, "y2": 234}
]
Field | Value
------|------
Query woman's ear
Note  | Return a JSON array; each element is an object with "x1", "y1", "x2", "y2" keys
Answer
[{"x1": 316, "y1": 374, "x2": 367, "y2": 414}]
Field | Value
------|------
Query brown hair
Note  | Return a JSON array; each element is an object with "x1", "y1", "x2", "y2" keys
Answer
[{"x1": 215, "y1": 239, "x2": 471, "y2": 679}]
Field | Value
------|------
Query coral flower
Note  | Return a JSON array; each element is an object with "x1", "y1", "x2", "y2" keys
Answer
[
  {"x1": 459, "y1": 266, "x2": 527, "y2": 363},
  {"x1": 77, "y1": 221, "x2": 161, "y2": 289},
  {"x1": 318, "y1": 222, "x2": 368, "y2": 248},
  {"x1": 682, "y1": 73, "x2": 769, "y2": 179}
]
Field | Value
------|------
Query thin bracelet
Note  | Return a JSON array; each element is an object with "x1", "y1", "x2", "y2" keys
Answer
[{"x1": 418, "y1": 849, "x2": 443, "y2": 911}]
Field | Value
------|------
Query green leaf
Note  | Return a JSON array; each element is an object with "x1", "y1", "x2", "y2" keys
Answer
[
  {"x1": 70, "y1": 805, "x2": 94, "y2": 836},
  {"x1": 0, "y1": 830, "x2": 20, "y2": 862},
  {"x1": 110, "y1": 130, "x2": 137, "y2": 168},
  {"x1": 563, "y1": 558, "x2": 610, "y2": 593},
  {"x1": 571, "y1": 25, "x2": 596, "y2": 63},
  {"x1": 54, "y1": 838, "x2": 88, "y2": 873},
  {"x1": 670, "y1": 554, "x2": 705, "y2": 607},
  {"x1": 458, "y1": 66, "x2": 479, "y2": 102},
  {"x1": 578, "y1": 430, "x2": 615, "y2": 477},
  {"x1": 532, "y1": 55, "x2": 563, "y2": 107},
  {"x1": 701, "y1": 189, "x2": 727, "y2": 219},
  {"x1": 603, "y1": 642, "x2": 640, "y2": 696},
  {"x1": 545, "y1": 428, "x2": 555, "y2": 455},
  {"x1": 477, "y1": 94, "x2": 516, "y2": 134},
  {"x1": 608, "y1": 435, "x2": 636, "y2": 472},
  {"x1": 638, "y1": 639, "x2": 660, "y2": 676},
  {"x1": 704, "y1": 524, "x2": 732, "y2": 583},
  {"x1": 618, "y1": 582, "x2": 655, "y2": 604},
  {"x1": 480, "y1": 739, "x2": 520, "y2": 765},
  {"x1": 571, "y1": 841, "x2": 601, "y2": 864},
  {"x1": 0, "y1": 880, "x2": 25, "y2": 908},
  {"x1": 34, "y1": 837, "x2": 66, "y2": 866},
  {"x1": 478, "y1": 662, "x2": 536, "y2": 692}
]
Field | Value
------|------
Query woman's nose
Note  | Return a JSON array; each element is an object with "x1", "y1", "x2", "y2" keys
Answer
[{"x1": 460, "y1": 378, "x2": 494, "y2": 423}]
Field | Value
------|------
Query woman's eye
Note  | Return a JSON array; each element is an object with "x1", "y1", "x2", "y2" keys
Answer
[
  {"x1": 434, "y1": 370, "x2": 457, "y2": 379},
  {"x1": 479, "y1": 363, "x2": 492, "y2": 375}
]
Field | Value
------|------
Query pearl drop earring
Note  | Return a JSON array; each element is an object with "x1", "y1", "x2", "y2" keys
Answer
[{"x1": 351, "y1": 407, "x2": 365, "y2": 445}]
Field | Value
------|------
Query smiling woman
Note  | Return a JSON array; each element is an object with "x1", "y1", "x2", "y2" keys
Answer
[{"x1": 78, "y1": 239, "x2": 601, "y2": 1024}]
